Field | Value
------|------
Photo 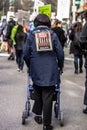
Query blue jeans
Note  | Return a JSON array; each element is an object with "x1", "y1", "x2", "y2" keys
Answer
[
  {"x1": 16, "y1": 50, "x2": 24, "y2": 70},
  {"x1": 74, "y1": 54, "x2": 83, "y2": 71}
]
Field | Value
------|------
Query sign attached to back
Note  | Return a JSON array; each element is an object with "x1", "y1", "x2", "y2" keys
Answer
[{"x1": 35, "y1": 31, "x2": 53, "y2": 51}]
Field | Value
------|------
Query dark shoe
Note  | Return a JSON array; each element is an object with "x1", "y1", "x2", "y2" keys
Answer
[
  {"x1": 60, "y1": 69, "x2": 63, "y2": 75},
  {"x1": 75, "y1": 70, "x2": 78, "y2": 74},
  {"x1": 8, "y1": 56, "x2": 15, "y2": 60},
  {"x1": 10, "y1": 57, "x2": 15, "y2": 60},
  {"x1": 34, "y1": 116, "x2": 42, "y2": 124},
  {"x1": 83, "y1": 107, "x2": 87, "y2": 114},
  {"x1": 43, "y1": 125, "x2": 53, "y2": 130},
  {"x1": 8, "y1": 56, "x2": 11, "y2": 60},
  {"x1": 79, "y1": 69, "x2": 83, "y2": 73}
]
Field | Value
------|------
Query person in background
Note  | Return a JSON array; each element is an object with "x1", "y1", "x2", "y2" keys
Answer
[
  {"x1": 79, "y1": 11, "x2": 87, "y2": 114},
  {"x1": 67, "y1": 18, "x2": 73, "y2": 34},
  {"x1": 51, "y1": 19, "x2": 67, "y2": 49},
  {"x1": 28, "y1": 21, "x2": 35, "y2": 32},
  {"x1": 69, "y1": 22, "x2": 83, "y2": 74},
  {"x1": 23, "y1": 14, "x2": 64, "y2": 130},
  {"x1": 28, "y1": 13, "x2": 37, "y2": 32},
  {"x1": 22, "y1": 19, "x2": 28, "y2": 32},
  {"x1": 11, "y1": 24, "x2": 26, "y2": 72},
  {"x1": 0, "y1": 18, "x2": 7, "y2": 41},
  {"x1": 51, "y1": 19, "x2": 67, "y2": 73},
  {"x1": 6, "y1": 16, "x2": 16, "y2": 60}
]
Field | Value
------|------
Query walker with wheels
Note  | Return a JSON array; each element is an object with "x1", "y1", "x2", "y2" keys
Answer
[{"x1": 22, "y1": 73, "x2": 64, "y2": 127}]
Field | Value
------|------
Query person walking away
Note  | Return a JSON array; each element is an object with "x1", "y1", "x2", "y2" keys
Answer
[
  {"x1": 23, "y1": 14, "x2": 64, "y2": 130},
  {"x1": 69, "y1": 22, "x2": 83, "y2": 74},
  {"x1": 79, "y1": 11, "x2": 87, "y2": 113},
  {"x1": 6, "y1": 16, "x2": 16, "y2": 60},
  {"x1": 51, "y1": 19, "x2": 67, "y2": 73},
  {"x1": 0, "y1": 18, "x2": 7, "y2": 42},
  {"x1": 12, "y1": 24, "x2": 26, "y2": 72},
  {"x1": 51, "y1": 19, "x2": 67, "y2": 49}
]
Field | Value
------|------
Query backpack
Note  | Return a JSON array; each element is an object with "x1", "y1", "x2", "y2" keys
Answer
[
  {"x1": 78, "y1": 23, "x2": 87, "y2": 51},
  {"x1": 73, "y1": 32, "x2": 82, "y2": 50},
  {"x1": 6, "y1": 20, "x2": 15, "y2": 39},
  {"x1": 79, "y1": 35, "x2": 87, "y2": 50}
]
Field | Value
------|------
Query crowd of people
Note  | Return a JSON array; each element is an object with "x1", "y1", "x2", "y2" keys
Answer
[{"x1": 0, "y1": 11, "x2": 87, "y2": 130}]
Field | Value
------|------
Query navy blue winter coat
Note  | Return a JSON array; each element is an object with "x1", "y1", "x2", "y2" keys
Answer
[{"x1": 23, "y1": 26, "x2": 64, "y2": 87}]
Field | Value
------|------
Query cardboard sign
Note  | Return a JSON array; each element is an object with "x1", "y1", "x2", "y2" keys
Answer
[
  {"x1": 35, "y1": 31, "x2": 53, "y2": 51},
  {"x1": 38, "y1": 4, "x2": 51, "y2": 18},
  {"x1": 17, "y1": 10, "x2": 30, "y2": 26}
]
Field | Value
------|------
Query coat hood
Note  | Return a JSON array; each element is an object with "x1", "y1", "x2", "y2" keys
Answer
[{"x1": 34, "y1": 14, "x2": 51, "y2": 28}]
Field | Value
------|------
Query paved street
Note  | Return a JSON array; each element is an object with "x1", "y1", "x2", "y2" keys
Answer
[{"x1": 0, "y1": 49, "x2": 87, "y2": 130}]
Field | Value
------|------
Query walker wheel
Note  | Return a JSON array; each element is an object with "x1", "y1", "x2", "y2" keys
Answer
[
  {"x1": 26, "y1": 101, "x2": 30, "y2": 116},
  {"x1": 54, "y1": 102, "x2": 58, "y2": 118},
  {"x1": 60, "y1": 111, "x2": 64, "y2": 127},
  {"x1": 22, "y1": 111, "x2": 26, "y2": 125}
]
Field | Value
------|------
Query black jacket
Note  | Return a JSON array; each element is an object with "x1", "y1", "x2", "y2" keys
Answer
[
  {"x1": 69, "y1": 31, "x2": 83, "y2": 55},
  {"x1": 6, "y1": 20, "x2": 15, "y2": 39},
  {"x1": 52, "y1": 27, "x2": 67, "y2": 48}
]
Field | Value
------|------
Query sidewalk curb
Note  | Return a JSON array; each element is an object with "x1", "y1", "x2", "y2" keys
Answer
[{"x1": 0, "y1": 53, "x2": 10, "y2": 57}]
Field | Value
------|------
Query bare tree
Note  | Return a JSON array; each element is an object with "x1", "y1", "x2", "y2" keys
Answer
[
  {"x1": 42, "y1": 0, "x2": 57, "y2": 12},
  {"x1": 0, "y1": 0, "x2": 58, "y2": 15}
]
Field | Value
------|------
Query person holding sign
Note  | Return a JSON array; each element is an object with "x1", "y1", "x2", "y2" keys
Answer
[{"x1": 23, "y1": 14, "x2": 64, "y2": 130}]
